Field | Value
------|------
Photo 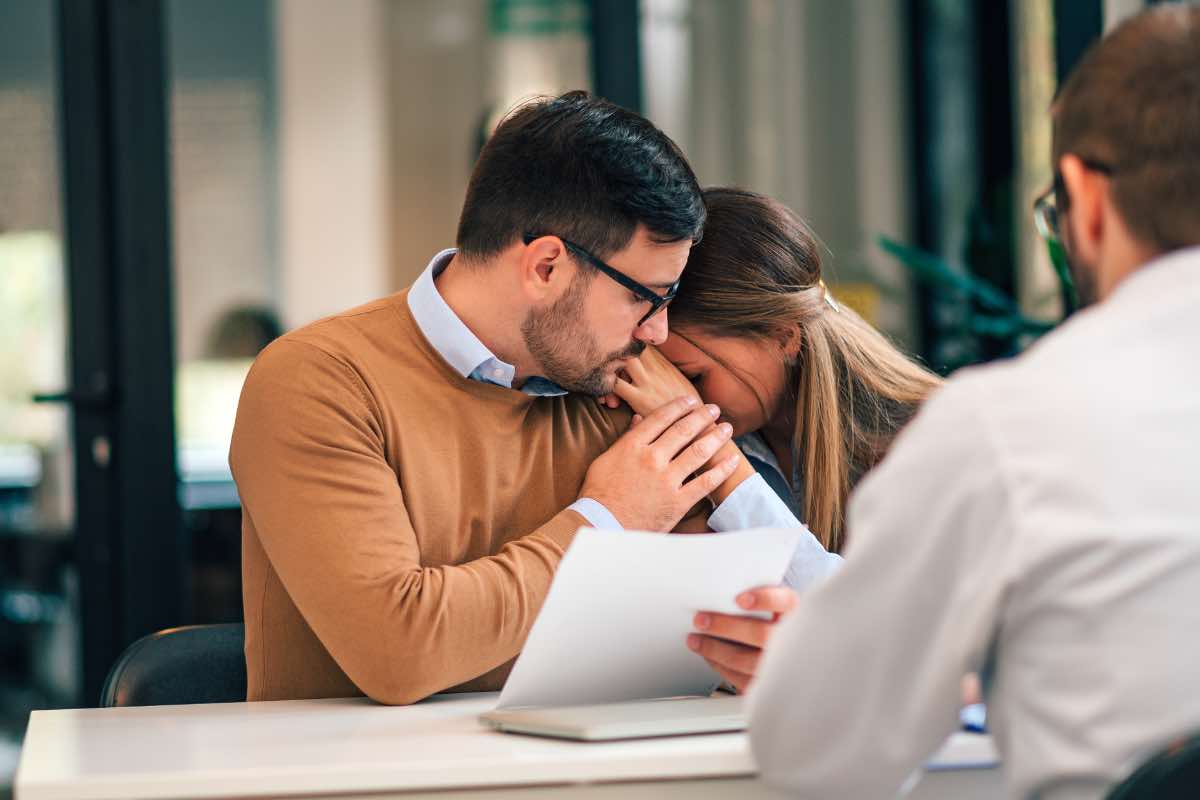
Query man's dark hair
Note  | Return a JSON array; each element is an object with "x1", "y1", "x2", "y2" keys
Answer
[
  {"x1": 456, "y1": 91, "x2": 705, "y2": 261},
  {"x1": 1052, "y1": 4, "x2": 1200, "y2": 253}
]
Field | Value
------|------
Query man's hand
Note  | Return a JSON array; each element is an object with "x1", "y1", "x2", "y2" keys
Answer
[
  {"x1": 613, "y1": 346, "x2": 701, "y2": 416},
  {"x1": 579, "y1": 396, "x2": 739, "y2": 531},
  {"x1": 686, "y1": 585, "x2": 799, "y2": 693},
  {"x1": 612, "y1": 348, "x2": 755, "y2": 506}
]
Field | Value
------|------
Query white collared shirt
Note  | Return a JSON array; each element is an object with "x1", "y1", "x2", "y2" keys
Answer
[
  {"x1": 406, "y1": 249, "x2": 839, "y2": 588},
  {"x1": 748, "y1": 246, "x2": 1200, "y2": 799},
  {"x1": 407, "y1": 249, "x2": 614, "y2": 527},
  {"x1": 407, "y1": 249, "x2": 568, "y2": 397}
]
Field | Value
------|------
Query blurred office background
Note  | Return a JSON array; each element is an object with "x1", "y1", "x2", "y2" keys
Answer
[{"x1": 0, "y1": 0, "x2": 1159, "y2": 793}]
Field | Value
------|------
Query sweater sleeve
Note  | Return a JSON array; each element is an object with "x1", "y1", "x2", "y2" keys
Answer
[{"x1": 230, "y1": 339, "x2": 586, "y2": 705}]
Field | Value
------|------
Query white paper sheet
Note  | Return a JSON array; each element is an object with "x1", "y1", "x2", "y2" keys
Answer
[
  {"x1": 925, "y1": 732, "x2": 1000, "y2": 770},
  {"x1": 498, "y1": 527, "x2": 803, "y2": 709}
]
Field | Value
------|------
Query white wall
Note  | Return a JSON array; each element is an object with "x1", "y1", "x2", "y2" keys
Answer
[
  {"x1": 166, "y1": 0, "x2": 278, "y2": 362},
  {"x1": 1105, "y1": 0, "x2": 1145, "y2": 31},
  {"x1": 851, "y1": 0, "x2": 914, "y2": 340},
  {"x1": 387, "y1": 0, "x2": 488, "y2": 288},
  {"x1": 1013, "y1": 0, "x2": 1059, "y2": 321},
  {"x1": 170, "y1": 81, "x2": 275, "y2": 359},
  {"x1": 276, "y1": 0, "x2": 393, "y2": 329},
  {"x1": 386, "y1": 0, "x2": 592, "y2": 288}
]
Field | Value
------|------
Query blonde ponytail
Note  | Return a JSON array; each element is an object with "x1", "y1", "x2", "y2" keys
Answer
[
  {"x1": 794, "y1": 307, "x2": 846, "y2": 551},
  {"x1": 794, "y1": 303, "x2": 941, "y2": 551},
  {"x1": 670, "y1": 188, "x2": 942, "y2": 552}
]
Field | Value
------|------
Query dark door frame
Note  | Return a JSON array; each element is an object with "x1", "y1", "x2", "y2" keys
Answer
[
  {"x1": 55, "y1": 0, "x2": 183, "y2": 705},
  {"x1": 905, "y1": 0, "x2": 1104, "y2": 369},
  {"x1": 588, "y1": 0, "x2": 642, "y2": 112},
  {"x1": 1053, "y1": 0, "x2": 1104, "y2": 84}
]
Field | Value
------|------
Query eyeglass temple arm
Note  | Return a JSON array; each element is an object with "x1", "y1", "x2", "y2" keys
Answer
[{"x1": 523, "y1": 233, "x2": 666, "y2": 304}]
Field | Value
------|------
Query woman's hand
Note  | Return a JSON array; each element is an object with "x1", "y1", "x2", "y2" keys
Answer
[
  {"x1": 687, "y1": 585, "x2": 799, "y2": 693},
  {"x1": 613, "y1": 346, "x2": 701, "y2": 417}
]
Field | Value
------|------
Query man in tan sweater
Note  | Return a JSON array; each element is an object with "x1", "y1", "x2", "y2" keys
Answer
[{"x1": 230, "y1": 92, "x2": 773, "y2": 704}]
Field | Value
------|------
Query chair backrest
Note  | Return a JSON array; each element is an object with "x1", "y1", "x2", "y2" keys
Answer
[
  {"x1": 1106, "y1": 732, "x2": 1200, "y2": 800},
  {"x1": 100, "y1": 623, "x2": 247, "y2": 707}
]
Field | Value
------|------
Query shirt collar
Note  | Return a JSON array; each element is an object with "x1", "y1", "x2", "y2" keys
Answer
[
  {"x1": 407, "y1": 248, "x2": 567, "y2": 397},
  {"x1": 735, "y1": 432, "x2": 778, "y2": 469},
  {"x1": 735, "y1": 432, "x2": 805, "y2": 519},
  {"x1": 1108, "y1": 244, "x2": 1200, "y2": 307}
]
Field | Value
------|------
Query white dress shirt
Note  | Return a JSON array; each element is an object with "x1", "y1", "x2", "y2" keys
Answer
[
  {"x1": 748, "y1": 246, "x2": 1200, "y2": 800},
  {"x1": 713, "y1": 433, "x2": 843, "y2": 588},
  {"x1": 407, "y1": 249, "x2": 839, "y2": 588}
]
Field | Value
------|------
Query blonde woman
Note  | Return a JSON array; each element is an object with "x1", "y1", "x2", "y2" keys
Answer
[
  {"x1": 607, "y1": 188, "x2": 944, "y2": 690},
  {"x1": 614, "y1": 187, "x2": 942, "y2": 552}
]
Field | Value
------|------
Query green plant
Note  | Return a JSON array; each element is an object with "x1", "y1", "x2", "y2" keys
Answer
[{"x1": 877, "y1": 234, "x2": 1062, "y2": 370}]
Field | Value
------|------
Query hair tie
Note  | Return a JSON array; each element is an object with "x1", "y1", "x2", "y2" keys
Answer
[{"x1": 818, "y1": 279, "x2": 841, "y2": 313}]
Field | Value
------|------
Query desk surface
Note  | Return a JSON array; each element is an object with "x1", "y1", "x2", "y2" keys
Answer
[{"x1": 16, "y1": 693, "x2": 1000, "y2": 800}]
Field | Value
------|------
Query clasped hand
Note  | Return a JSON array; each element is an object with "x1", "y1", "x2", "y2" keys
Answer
[{"x1": 579, "y1": 396, "x2": 738, "y2": 532}]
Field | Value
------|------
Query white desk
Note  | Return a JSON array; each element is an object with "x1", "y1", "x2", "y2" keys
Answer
[{"x1": 16, "y1": 693, "x2": 1003, "y2": 799}]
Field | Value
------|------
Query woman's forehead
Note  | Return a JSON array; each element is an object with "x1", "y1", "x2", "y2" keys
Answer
[
  {"x1": 667, "y1": 328, "x2": 776, "y2": 406},
  {"x1": 667, "y1": 327, "x2": 750, "y2": 360},
  {"x1": 662, "y1": 329, "x2": 711, "y2": 360}
]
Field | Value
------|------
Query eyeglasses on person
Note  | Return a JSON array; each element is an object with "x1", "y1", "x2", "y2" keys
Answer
[
  {"x1": 1031, "y1": 157, "x2": 1114, "y2": 315},
  {"x1": 522, "y1": 233, "x2": 679, "y2": 327}
]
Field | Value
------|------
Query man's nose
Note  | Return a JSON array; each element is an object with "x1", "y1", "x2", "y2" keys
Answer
[{"x1": 634, "y1": 308, "x2": 669, "y2": 346}]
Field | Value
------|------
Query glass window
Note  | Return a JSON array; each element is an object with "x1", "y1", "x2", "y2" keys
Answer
[{"x1": 0, "y1": 0, "x2": 78, "y2": 790}]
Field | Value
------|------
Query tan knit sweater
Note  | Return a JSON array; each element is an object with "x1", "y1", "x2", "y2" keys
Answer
[{"x1": 230, "y1": 290, "x2": 627, "y2": 704}]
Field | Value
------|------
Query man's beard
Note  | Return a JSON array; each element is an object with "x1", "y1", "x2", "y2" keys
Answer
[
  {"x1": 1061, "y1": 217, "x2": 1099, "y2": 310},
  {"x1": 521, "y1": 276, "x2": 645, "y2": 395},
  {"x1": 1067, "y1": 252, "x2": 1100, "y2": 309}
]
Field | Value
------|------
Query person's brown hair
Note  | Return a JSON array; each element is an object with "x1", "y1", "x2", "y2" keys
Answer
[
  {"x1": 669, "y1": 188, "x2": 942, "y2": 552},
  {"x1": 1052, "y1": 4, "x2": 1200, "y2": 252},
  {"x1": 456, "y1": 91, "x2": 705, "y2": 262}
]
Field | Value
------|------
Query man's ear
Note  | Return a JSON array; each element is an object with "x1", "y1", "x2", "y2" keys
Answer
[
  {"x1": 1059, "y1": 153, "x2": 1108, "y2": 263},
  {"x1": 519, "y1": 236, "x2": 569, "y2": 303}
]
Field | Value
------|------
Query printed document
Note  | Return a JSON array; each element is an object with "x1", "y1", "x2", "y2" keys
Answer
[{"x1": 498, "y1": 527, "x2": 802, "y2": 709}]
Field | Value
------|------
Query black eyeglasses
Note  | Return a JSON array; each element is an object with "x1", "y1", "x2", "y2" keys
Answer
[
  {"x1": 1033, "y1": 157, "x2": 1115, "y2": 245},
  {"x1": 1032, "y1": 157, "x2": 1114, "y2": 315},
  {"x1": 523, "y1": 233, "x2": 679, "y2": 327}
]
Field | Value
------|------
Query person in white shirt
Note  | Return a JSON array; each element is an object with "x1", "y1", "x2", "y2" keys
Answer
[{"x1": 748, "y1": 6, "x2": 1200, "y2": 799}]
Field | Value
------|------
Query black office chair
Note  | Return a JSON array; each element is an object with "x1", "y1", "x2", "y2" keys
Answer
[
  {"x1": 100, "y1": 623, "x2": 247, "y2": 707},
  {"x1": 1106, "y1": 732, "x2": 1200, "y2": 800}
]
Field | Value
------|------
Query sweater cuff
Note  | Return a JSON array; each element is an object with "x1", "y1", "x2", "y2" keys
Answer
[{"x1": 537, "y1": 507, "x2": 592, "y2": 551}]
